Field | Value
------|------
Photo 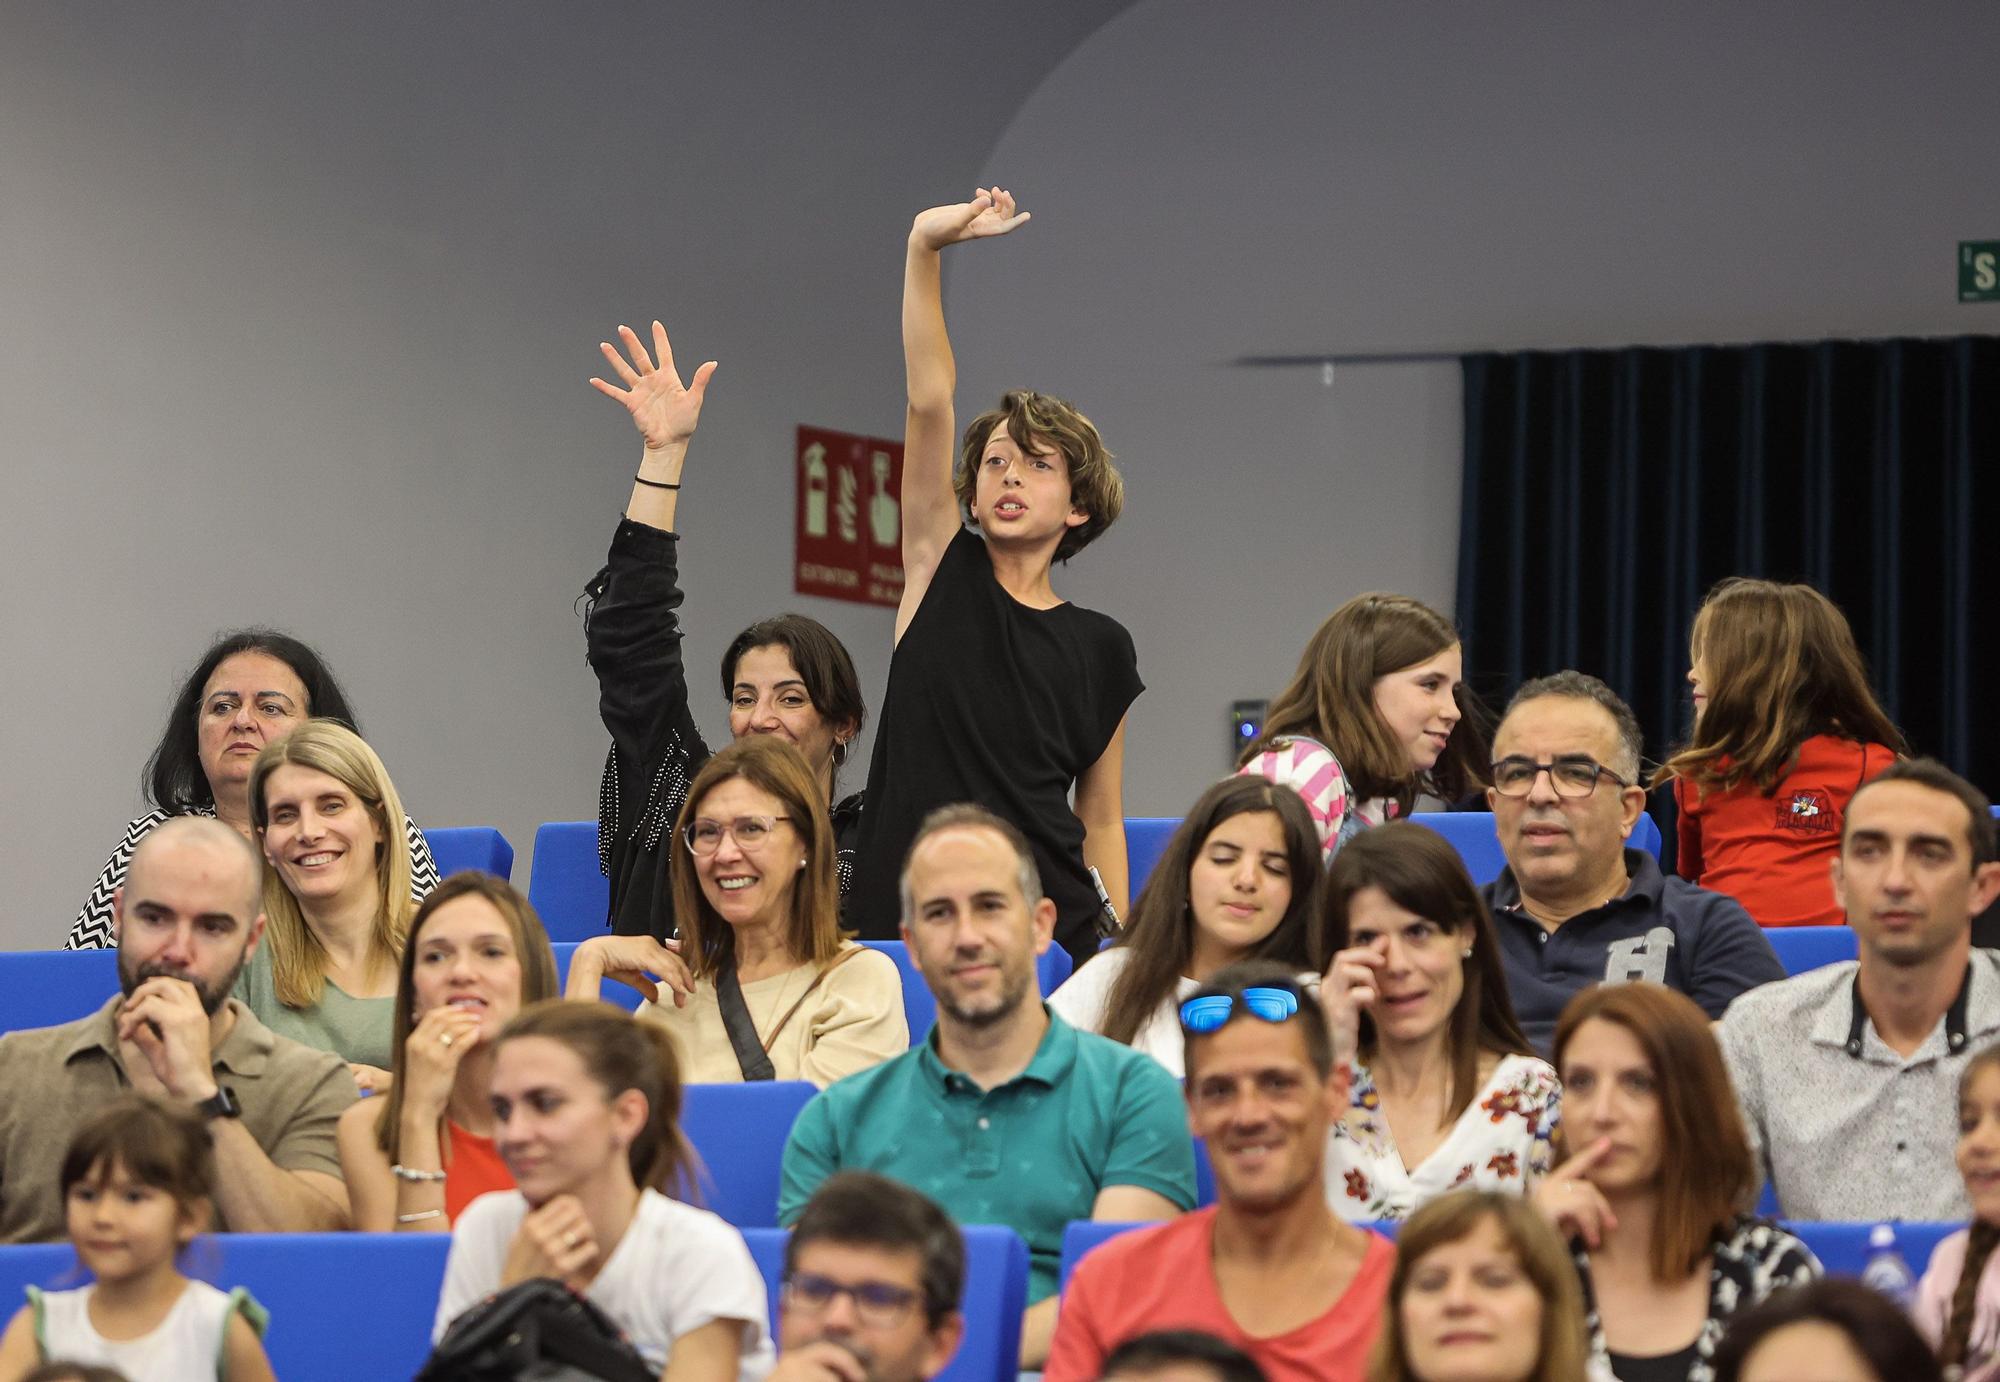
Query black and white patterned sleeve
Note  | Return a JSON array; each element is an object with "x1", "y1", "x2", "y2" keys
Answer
[
  {"x1": 69, "y1": 811, "x2": 172, "y2": 950},
  {"x1": 406, "y1": 813, "x2": 441, "y2": 900}
]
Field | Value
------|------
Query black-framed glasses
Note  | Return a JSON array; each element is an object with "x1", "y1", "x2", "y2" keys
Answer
[
  {"x1": 1489, "y1": 756, "x2": 1632, "y2": 799},
  {"x1": 683, "y1": 815, "x2": 792, "y2": 855},
  {"x1": 782, "y1": 1271, "x2": 922, "y2": 1327},
  {"x1": 1180, "y1": 983, "x2": 1303, "y2": 1034}
]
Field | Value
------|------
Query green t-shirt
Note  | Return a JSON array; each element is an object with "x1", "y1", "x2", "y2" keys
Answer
[
  {"x1": 234, "y1": 942, "x2": 395, "y2": 1071},
  {"x1": 779, "y1": 1009, "x2": 1196, "y2": 1301}
]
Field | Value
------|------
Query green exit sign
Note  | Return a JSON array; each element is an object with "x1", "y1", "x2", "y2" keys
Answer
[{"x1": 1963, "y1": 241, "x2": 2000, "y2": 302}]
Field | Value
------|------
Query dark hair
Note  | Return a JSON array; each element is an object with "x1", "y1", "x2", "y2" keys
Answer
[
  {"x1": 375, "y1": 873, "x2": 562, "y2": 1161},
  {"x1": 144, "y1": 629, "x2": 360, "y2": 814},
  {"x1": 720, "y1": 616, "x2": 866, "y2": 782},
  {"x1": 956, "y1": 390, "x2": 1124, "y2": 562},
  {"x1": 1319, "y1": 822, "x2": 1535, "y2": 1122},
  {"x1": 1709, "y1": 1278, "x2": 1943, "y2": 1382},
  {"x1": 899, "y1": 802, "x2": 1043, "y2": 925},
  {"x1": 1843, "y1": 756, "x2": 1998, "y2": 866},
  {"x1": 1100, "y1": 778, "x2": 1321, "y2": 1048},
  {"x1": 1101, "y1": 1330, "x2": 1267, "y2": 1382},
  {"x1": 1942, "y1": 1045, "x2": 2000, "y2": 1368},
  {"x1": 22, "y1": 1366, "x2": 133, "y2": 1382},
  {"x1": 1243, "y1": 593, "x2": 1489, "y2": 810},
  {"x1": 785, "y1": 1171, "x2": 964, "y2": 1329},
  {"x1": 1502, "y1": 671, "x2": 1647, "y2": 782},
  {"x1": 61, "y1": 1094, "x2": 214, "y2": 1219},
  {"x1": 1181, "y1": 960, "x2": 1333, "y2": 1081}
]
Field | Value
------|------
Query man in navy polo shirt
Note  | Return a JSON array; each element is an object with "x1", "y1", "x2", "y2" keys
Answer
[{"x1": 1480, "y1": 671, "x2": 1784, "y2": 1054}]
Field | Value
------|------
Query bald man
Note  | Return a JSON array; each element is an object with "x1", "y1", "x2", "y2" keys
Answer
[{"x1": 0, "y1": 817, "x2": 357, "y2": 1241}]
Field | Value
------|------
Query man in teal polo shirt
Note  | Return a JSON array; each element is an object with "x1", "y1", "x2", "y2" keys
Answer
[{"x1": 780, "y1": 803, "x2": 1195, "y2": 1369}]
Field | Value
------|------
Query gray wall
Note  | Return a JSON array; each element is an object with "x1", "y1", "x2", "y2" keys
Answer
[{"x1": 5, "y1": 2, "x2": 1998, "y2": 947}]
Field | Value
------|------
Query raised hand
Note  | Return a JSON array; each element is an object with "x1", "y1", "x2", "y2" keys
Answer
[
  {"x1": 502, "y1": 1194, "x2": 600, "y2": 1291},
  {"x1": 588, "y1": 321, "x2": 718, "y2": 453},
  {"x1": 909, "y1": 187, "x2": 1031, "y2": 254},
  {"x1": 563, "y1": 935, "x2": 695, "y2": 1009},
  {"x1": 115, "y1": 977, "x2": 220, "y2": 1101},
  {"x1": 398, "y1": 1004, "x2": 484, "y2": 1119},
  {"x1": 1318, "y1": 940, "x2": 1388, "y2": 1072},
  {"x1": 1532, "y1": 1136, "x2": 1620, "y2": 1249}
]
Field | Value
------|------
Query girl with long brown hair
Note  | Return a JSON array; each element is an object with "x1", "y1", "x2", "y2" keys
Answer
[{"x1": 1913, "y1": 1044, "x2": 2000, "y2": 1379}]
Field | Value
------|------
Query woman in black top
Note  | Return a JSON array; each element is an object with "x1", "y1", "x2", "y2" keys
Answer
[
  {"x1": 584, "y1": 320, "x2": 867, "y2": 940},
  {"x1": 847, "y1": 188, "x2": 1139, "y2": 967}
]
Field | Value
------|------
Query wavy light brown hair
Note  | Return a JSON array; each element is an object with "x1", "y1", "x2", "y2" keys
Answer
[
  {"x1": 1941, "y1": 1045, "x2": 2000, "y2": 1370},
  {"x1": 1242, "y1": 593, "x2": 1489, "y2": 811},
  {"x1": 955, "y1": 389, "x2": 1123, "y2": 562},
  {"x1": 1655, "y1": 577, "x2": 1907, "y2": 795},
  {"x1": 1552, "y1": 983, "x2": 1753, "y2": 1281},
  {"x1": 249, "y1": 718, "x2": 415, "y2": 1009},
  {"x1": 1368, "y1": 1190, "x2": 1591, "y2": 1382},
  {"x1": 670, "y1": 736, "x2": 844, "y2": 981}
]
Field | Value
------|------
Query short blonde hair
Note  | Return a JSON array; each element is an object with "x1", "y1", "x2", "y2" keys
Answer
[{"x1": 955, "y1": 390, "x2": 1123, "y2": 561}]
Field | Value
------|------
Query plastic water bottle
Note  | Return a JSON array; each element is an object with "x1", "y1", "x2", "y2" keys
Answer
[{"x1": 1859, "y1": 1223, "x2": 1916, "y2": 1308}]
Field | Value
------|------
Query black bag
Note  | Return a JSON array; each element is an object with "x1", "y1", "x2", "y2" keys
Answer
[{"x1": 416, "y1": 1277, "x2": 656, "y2": 1382}]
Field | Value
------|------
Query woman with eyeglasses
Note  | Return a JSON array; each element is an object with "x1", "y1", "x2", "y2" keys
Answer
[
  {"x1": 564, "y1": 737, "x2": 906, "y2": 1086},
  {"x1": 1318, "y1": 822, "x2": 1556, "y2": 1224}
]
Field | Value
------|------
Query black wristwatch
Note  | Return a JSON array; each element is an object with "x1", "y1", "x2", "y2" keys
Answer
[{"x1": 195, "y1": 1086, "x2": 242, "y2": 1121}]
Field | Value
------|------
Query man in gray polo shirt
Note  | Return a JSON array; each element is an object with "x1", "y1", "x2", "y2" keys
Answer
[{"x1": 1718, "y1": 758, "x2": 2000, "y2": 1220}]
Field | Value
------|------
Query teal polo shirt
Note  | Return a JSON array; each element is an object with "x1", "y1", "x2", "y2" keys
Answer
[{"x1": 779, "y1": 1009, "x2": 1196, "y2": 1301}]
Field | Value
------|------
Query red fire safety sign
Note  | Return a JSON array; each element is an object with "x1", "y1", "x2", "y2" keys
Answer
[{"x1": 795, "y1": 425, "x2": 904, "y2": 608}]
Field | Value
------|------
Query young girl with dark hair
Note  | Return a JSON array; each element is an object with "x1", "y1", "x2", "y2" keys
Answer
[
  {"x1": 1913, "y1": 1044, "x2": 2000, "y2": 1379},
  {"x1": 1049, "y1": 777, "x2": 1320, "y2": 1076},
  {"x1": 1655, "y1": 577, "x2": 1907, "y2": 927},
  {"x1": 1714, "y1": 1280, "x2": 1944, "y2": 1382}
]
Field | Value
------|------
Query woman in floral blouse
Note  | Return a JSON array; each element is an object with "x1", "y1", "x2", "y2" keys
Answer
[
  {"x1": 1536, "y1": 984, "x2": 1818, "y2": 1382},
  {"x1": 1319, "y1": 821, "x2": 1557, "y2": 1223}
]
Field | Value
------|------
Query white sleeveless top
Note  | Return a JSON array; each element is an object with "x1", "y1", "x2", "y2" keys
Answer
[{"x1": 30, "y1": 1279, "x2": 265, "y2": 1380}]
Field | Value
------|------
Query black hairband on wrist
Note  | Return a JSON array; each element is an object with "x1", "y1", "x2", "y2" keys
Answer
[{"x1": 634, "y1": 475, "x2": 681, "y2": 490}]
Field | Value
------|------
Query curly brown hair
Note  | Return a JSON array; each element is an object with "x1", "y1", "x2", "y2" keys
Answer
[{"x1": 955, "y1": 390, "x2": 1123, "y2": 562}]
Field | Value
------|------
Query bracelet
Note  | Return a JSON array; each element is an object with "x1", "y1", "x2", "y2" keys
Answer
[
  {"x1": 391, "y1": 1164, "x2": 448, "y2": 1183},
  {"x1": 397, "y1": 1209, "x2": 444, "y2": 1224},
  {"x1": 633, "y1": 474, "x2": 680, "y2": 490}
]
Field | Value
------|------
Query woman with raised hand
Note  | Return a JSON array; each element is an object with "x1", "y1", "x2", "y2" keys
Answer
[
  {"x1": 431, "y1": 1001, "x2": 775, "y2": 1381},
  {"x1": 337, "y1": 873, "x2": 561, "y2": 1231},
  {"x1": 564, "y1": 737, "x2": 905, "y2": 1085},
  {"x1": 1049, "y1": 776, "x2": 1320, "y2": 1076},
  {"x1": 1318, "y1": 822, "x2": 1556, "y2": 1223},
  {"x1": 846, "y1": 187, "x2": 1140, "y2": 968},
  {"x1": 583, "y1": 320, "x2": 868, "y2": 943},
  {"x1": 1537, "y1": 984, "x2": 1818, "y2": 1382},
  {"x1": 69, "y1": 630, "x2": 438, "y2": 949}
]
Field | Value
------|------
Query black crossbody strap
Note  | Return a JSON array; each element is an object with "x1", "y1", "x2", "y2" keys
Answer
[{"x1": 716, "y1": 964, "x2": 778, "y2": 1082}]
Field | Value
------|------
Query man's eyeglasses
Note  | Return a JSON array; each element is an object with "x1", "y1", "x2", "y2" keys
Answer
[
  {"x1": 1488, "y1": 757, "x2": 1632, "y2": 799},
  {"x1": 1180, "y1": 985, "x2": 1302, "y2": 1034},
  {"x1": 782, "y1": 1271, "x2": 922, "y2": 1327},
  {"x1": 683, "y1": 815, "x2": 792, "y2": 855}
]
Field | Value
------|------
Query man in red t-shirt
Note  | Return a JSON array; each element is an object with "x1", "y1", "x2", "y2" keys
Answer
[{"x1": 1044, "y1": 962, "x2": 1394, "y2": 1382}]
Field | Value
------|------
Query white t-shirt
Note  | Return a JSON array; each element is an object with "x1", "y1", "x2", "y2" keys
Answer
[
  {"x1": 1048, "y1": 948, "x2": 1198, "y2": 1077},
  {"x1": 30, "y1": 1278, "x2": 261, "y2": 1382},
  {"x1": 433, "y1": 1188, "x2": 775, "y2": 1381}
]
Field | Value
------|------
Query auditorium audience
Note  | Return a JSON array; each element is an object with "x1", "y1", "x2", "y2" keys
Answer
[
  {"x1": 1046, "y1": 962, "x2": 1392, "y2": 1382},
  {"x1": 1239, "y1": 593, "x2": 1487, "y2": 862},
  {"x1": 1318, "y1": 823, "x2": 1557, "y2": 1222},
  {"x1": 240, "y1": 719, "x2": 417, "y2": 1090},
  {"x1": 1718, "y1": 758, "x2": 2000, "y2": 1221},
  {"x1": 1655, "y1": 577, "x2": 1906, "y2": 927},
  {"x1": 1365, "y1": 1190, "x2": 1589, "y2": 1382},
  {"x1": 431, "y1": 1001, "x2": 774, "y2": 1380},
  {"x1": 1049, "y1": 776, "x2": 1321, "y2": 1076},
  {"x1": 0, "y1": 819, "x2": 355, "y2": 1241},
  {"x1": 1538, "y1": 984, "x2": 1817, "y2": 1382},
  {"x1": 336, "y1": 873, "x2": 559, "y2": 1231},
  {"x1": 69, "y1": 630, "x2": 438, "y2": 951},
  {"x1": 769, "y1": 1173, "x2": 963, "y2": 1382},
  {"x1": 1481, "y1": 671, "x2": 1783, "y2": 1054},
  {"x1": 848, "y1": 188, "x2": 1139, "y2": 969},
  {"x1": 1912, "y1": 1044, "x2": 2000, "y2": 1374},
  {"x1": 781, "y1": 803, "x2": 1193, "y2": 1367},
  {"x1": 564, "y1": 738, "x2": 906, "y2": 1084},
  {"x1": 1099, "y1": 1332, "x2": 1270, "y2": 1382},
  {"x1": 1712, "y1": 1280, "x2": 1945, "y2": 1382},
  {"x1": 0, "y1": 1096, "x2": 274, "y2": 1382},
  {"x1": 583, "y1": 319, "x2": 870, "y2": 942}
]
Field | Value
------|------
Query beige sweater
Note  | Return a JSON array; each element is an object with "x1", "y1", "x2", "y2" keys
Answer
[{"x1": 637, "y1": 942, "x2": 908, "y2": 1087}]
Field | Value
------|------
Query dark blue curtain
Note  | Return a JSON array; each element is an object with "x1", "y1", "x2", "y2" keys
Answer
[{"x1": 1455, "y1": 336, "x2": 2000, "y2": 811}]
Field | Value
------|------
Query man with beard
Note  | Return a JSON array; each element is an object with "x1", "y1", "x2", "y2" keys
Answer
[
  {"x1": 1044, "y1": 962, "x2": 1391, "y2": 1382},
  {"x1": 1720, "y1": 758, "x2": 2000, "y2": 1220},
  {"x1": 0, "y1": 817, "x2": 355, "y2": 1241},
  {"x1": 780, "y1": 804, "x2": 1194, "y2": 1369}
]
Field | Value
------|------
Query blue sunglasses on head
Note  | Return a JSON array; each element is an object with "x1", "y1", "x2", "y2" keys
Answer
[{"x1": 1179, "y1": 985, "x2": 1301, "y2": 1034}]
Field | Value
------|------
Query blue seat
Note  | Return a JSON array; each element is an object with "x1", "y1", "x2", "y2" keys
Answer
[
  {"x1": 1410, "y1": 810, "x2": 1662, "y2": 887},
  {"x1": 862, "y1": 940, "x2": 1073, "y2": 1046},
  {"x1": 0, "y1": 950, "x2": 118, "y2": 1037},
  {"x1": 1767, "y1": 926, "x2": 1858, "y2": 976},
  {"x1": 742, "y1": 1224, "x2": 1028, "y2": 1382},
  {"x1": 423, "y1": 825, "x2": 515, "y2": 882},
  {"x1": 682, "y1": 1081, "x2": 818, "y2": 1228},
  {"x1": 0, "y1": 1233, "x2": 449, "y2": 1382},
  {"x1": 549, "y1": 940, "x2": 646, "y2": 1011},
  {"x1": 1125, "y1": 817, "x2": 1181, "y2": 898},
  {"x1": 1785, "y1": 1220, "x2": 1958, "y2": 1277},
  {"x1": 527, "y1": 820, "x2": 610, "y2": 942}
]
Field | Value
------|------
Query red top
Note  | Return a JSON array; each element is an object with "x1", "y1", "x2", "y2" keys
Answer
[
  {"x1": 1043, "y1": 1208, "x2": 1393, "y2": 1382},
  {"x1": 1675, "y1": 734, "x2": 1897, "y2": 927},
  {"x1": 444, "y1": 1121, "x2": 514, "y2": 1223}
]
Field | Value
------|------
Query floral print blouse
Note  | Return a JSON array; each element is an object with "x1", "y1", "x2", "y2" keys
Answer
[{"x1": 1327, "y1": 1052, "x2": 1560, "y2": 1223}]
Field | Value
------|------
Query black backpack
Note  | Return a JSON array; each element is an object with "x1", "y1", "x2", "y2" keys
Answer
[{"x1": 417, "y1": 1277, "x2": 656, "y2": 1382}]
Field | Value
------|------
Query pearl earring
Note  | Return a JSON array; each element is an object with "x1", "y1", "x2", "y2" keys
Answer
[{"x1": 1460, "y1": 947, "x2": 1473, "y2": 959}]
